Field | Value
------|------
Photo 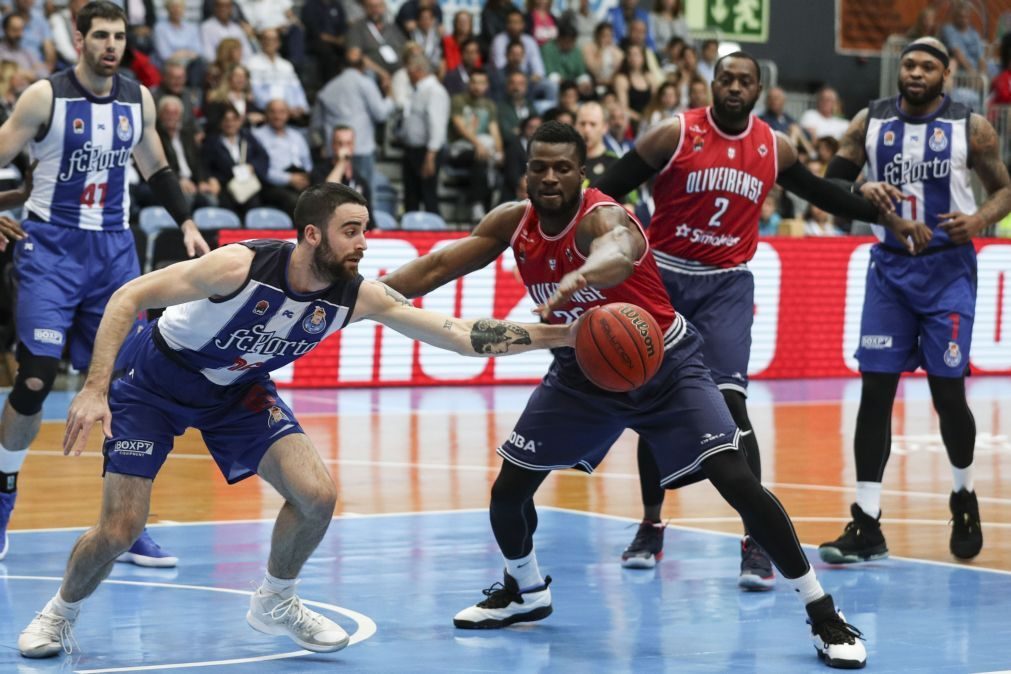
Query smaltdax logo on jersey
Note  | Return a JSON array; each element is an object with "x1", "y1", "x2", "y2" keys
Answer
[
  {"x1": 117, "y1": 115, "x2": 132, "y2": 142},
  {"x1": 943, "y1": 341, "x2": 962, "y2": 367},
  {"x1": 928, "y1": 127, "x2": 948, "y2": 152},
  {"x1": 302, "y1": 306, "x2": 327, "y2": 334}
]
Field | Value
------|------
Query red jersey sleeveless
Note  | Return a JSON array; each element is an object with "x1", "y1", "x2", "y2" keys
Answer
[
  {"x1": 511, "y1": 188, "x2": 682, "y2": 343},
  {"x1": 649, "y1": 107, "x2": 778, "y2": 268}
]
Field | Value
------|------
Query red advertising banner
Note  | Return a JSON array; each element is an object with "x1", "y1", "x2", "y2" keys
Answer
[{"x1": 220, "y1": 230, "x2": 1011, "y2": 387}]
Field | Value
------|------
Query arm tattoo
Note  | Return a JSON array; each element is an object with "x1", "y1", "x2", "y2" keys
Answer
[
  {"x1": 443, "y1": 320, "x2": 453, "y2": 330},
  {"x1": 835, "y1": 109, "x2": 869, "y2": 166},
  {"x1": 469, "y1": 319, "x2": 532, "y2": 354},
  {"x1": 968, "y1": 114, "x2": 1011, "y2": 225},
  {"x1": 381, "y1": 283, "x2": 412, "y2": 307}
]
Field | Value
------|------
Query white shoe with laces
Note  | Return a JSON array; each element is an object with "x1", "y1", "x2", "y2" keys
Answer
[
  {"x1": 246, "y1": 589, "x2": 349, "y2": 653},
  {"x1": 18, "y1": 604, "x2": 78, "y2": 658}
]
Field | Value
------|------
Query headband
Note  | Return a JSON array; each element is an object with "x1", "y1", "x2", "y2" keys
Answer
[{"x1": 901, "y1": 43, "x2": 950, "y2": 68}]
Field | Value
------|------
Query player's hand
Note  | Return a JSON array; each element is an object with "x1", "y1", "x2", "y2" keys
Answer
[
  {"x1": 0, "y1": 215, "x2": 25, "y2": 251},
  {"x1": 859, "y1": 181, "x2": 904, "y2": 214},
  {"x1": 884, "y1": 212, "x2": 932, "y2": 254},
  {"x1": 64, "y1": 387, "x2": 112, "y2": 457},
  {"x1": 181, "y1": 220, "x2": 211, "y2": 257},
  {"x1": 938, "y1": 211, "x2": 985, "y2": 245},
  {"x1": 536, "y1": 271, "x2": 587, "y2": 320}
]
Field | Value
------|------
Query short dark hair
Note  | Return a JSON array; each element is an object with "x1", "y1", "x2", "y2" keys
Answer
[
  {"x1": 701, "y1": 38, "x2": 719, "y2": 50},
  {"x1": 469, "y1": 66, "x2": 488, "y2": 78},
  {"x1": 506, "y1": 37, "x2": 525, "y2": 54},
  {"x1": 294, "y1": 183, "x2": 368, "y2": 242},
  {"x1": 332, "y1": 124, "x2": 353, "y2": 136},
  {"x1": 76, "y1": 0, "x2": 127, "y2": 36},
  {"x1": 528, "y1": 120, "x2": 586, "y2": 165},
  {"x1": 506, "y1": 7, "x2": 524, "y2": 20},
  {"x1": 559, "y1": 79, "x2": 579, "y2": 95},
  {"x1": 714, "y1": 51, "x2": 761, "y2": 82}
]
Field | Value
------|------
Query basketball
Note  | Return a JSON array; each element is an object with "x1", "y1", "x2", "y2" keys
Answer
[{"x1": 574, "y1": 303, "x2": 665, "y2": 392}]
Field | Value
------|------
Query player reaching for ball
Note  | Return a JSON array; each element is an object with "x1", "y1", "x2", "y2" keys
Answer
[{"x1": 381, "y1": 121, "x2": 867, "y2": 669}]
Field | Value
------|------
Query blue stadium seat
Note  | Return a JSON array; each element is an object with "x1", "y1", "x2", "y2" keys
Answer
[
  {"x1": 193, "y1": 207, "x2": 242, "y2": 230},
  {"x1": 244, "y1": 207, "x2": 293, "y2": 230},
  {"x1": 372, "y1": 210, "x2": 398, "y2": 230},
  {"x1": 138, "y1": 206, "x2": 177, "y2": 272},
  {"x1": 401, "y1": 211, "x2": 448, "y2": 231}
]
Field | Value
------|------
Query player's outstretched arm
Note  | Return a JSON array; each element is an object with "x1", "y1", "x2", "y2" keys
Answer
[
  {"x1": 940, "y1": 113, "x2": 1011, "y2": 244},
  {"x1": 380, "y1": 202, "x2": 521, "y2": 298},
  {"x1": 0, "y1": 81, "x2": 51, "y2": 168},
  {"x1": 352, "y1": 280, "x2": 573, "y2": 356},
  {"x1": 593, "y1": 116, "x2": 681, "y2": 200},
  {"x1": 132, "y1": 86, "x2": 210, "y2": 257},
  {"x1": 539, "y1": 205, "x2": 645, "y2": 319},
  {"x1": 64, "y1": 246, "x2": 253, "y2": 456}
]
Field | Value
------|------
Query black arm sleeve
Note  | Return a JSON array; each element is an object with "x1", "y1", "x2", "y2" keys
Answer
[
  {"x1": 777, "y1": 160, "x2": 880, "y2": 223},
  {"x1": 824, "y1": 155, "x2": 863, "y2": 182},
  {"x1": 591, "y1": 149, "x2": 658, "y2": 200},
  {"x1": 147, "y1": 167, "x2": 191, "y2": 227}
]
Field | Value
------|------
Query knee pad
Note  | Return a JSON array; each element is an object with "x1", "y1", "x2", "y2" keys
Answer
[{"x1": 8, "y1": 345, "x2": 59, "y2": 416}]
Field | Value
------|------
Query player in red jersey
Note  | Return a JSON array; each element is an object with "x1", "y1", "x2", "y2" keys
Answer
[
  {"x1": 382, "y1": 122, "x2": 867, "y2": 669},
  {"x1": 594, "y1": 52, "x2": 930, "y2": 586}
]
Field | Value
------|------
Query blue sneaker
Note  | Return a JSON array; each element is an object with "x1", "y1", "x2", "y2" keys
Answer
[
  {"x1": 117, "y1": 528, "x2": 178, "y2": 568},
  {"x1": 0, "y1": 491, "x2": 15, "y2": 561}
]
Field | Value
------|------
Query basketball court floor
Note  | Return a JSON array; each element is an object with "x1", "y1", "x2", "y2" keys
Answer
[{"x1": 2, "y1": 376, "x2": 1010, "y2": 672}]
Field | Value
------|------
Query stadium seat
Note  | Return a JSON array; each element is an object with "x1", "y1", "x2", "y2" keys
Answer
[
  {"x1": 138, "y1": 206, "x2": 177, "y2": 272},
  {"x1": 193, "y1": 207, "x2": 242, "y2": 230},
  {"x1": 401, "y1": 211, "x2": 448, "y2": 231},
  {"x1": 372, "y1": 210, "x2": 398, "y2": 230},
  {"x1": 245, "y1": 207, "x2": 293, "y2": 230}
]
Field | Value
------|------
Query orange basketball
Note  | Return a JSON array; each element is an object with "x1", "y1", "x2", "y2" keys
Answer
[{"x1": 574, "y1": 303, "x2": 665, "y2": 392}]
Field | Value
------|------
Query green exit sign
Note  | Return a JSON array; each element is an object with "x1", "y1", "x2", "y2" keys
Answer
[{"x1": 686, "y1": 0, "x2": 770, "y2": 42}]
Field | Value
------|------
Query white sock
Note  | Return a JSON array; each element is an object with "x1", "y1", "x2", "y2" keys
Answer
[
  {"x1": 952, "y1": 465, "x2": 974, "y2": 493},
  {"x1": 48, "y1": 592, "x2": 82, "y2": 620},
  {"x1": 504, "y1": 550, "x2": 545, "y2": 592},
  {"x1": 260, "y1": 571, "x2": 297, "y2": 598},
  {"x1": 786, "y1": 568, "x2": 825, "y2": 606},
  {"x1": 0, "y1": 443, "x2": 28, "y2": 475},
  {"x1": 855, "y1": 481, "x2": 882, "y2": 519}
]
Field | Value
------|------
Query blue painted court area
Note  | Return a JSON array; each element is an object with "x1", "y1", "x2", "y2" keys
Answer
[{"x1": 1, "y1": 509, "x2": 1009, "y2": 673}]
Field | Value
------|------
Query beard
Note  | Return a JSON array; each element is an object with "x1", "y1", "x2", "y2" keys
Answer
[
  {"x1": 311, "y1": 233, "x2": 358, "y2": 284},
  {"x1": 712, "y1": 93, "x2": 757, "y2": 126},
  {"x1": 83, "y1": 49, "x2": 119, "y2": 77},
  {"x1": 529, "y1": 186, "x2": 580, "y2": 215},
  {"x1": 898, "y1": 77, "x2": 944, "y2": 107}
]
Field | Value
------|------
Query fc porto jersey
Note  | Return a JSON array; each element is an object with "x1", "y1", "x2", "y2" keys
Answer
[
  {"x1": 864, "y1": 95, "x2": 976, "y2": 249},
  {"x1": 155, "y1": 240, "x2": 362, "y2": 385},
  {"x1": 649, "y1": 107, "x2": 778, "y2": 269},
  {"x1": 511, "y1": 188, "x2": 685, "y2": 352},
  {"x1": 25, "y1": 70, "x2": 143, "y2": 231}
]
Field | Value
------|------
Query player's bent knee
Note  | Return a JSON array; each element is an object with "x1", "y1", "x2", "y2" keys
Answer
[
  {"x1": 8, "y1": 348, "x2": 59, "y2": 416},
  {"x1": 720, "y1": 390, "x2": 752, "y2": 429},
  {"x1": 297, "y1": 481, "x2": 338, "y2": 520},
  {"x1": 100, "y1": 517, "x2": 147, "y2": 553}
]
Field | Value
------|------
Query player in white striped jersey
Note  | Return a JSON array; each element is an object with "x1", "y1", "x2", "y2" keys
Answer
[{"x1": 0, "y1": 1, "x2": 209, "y2": 567}]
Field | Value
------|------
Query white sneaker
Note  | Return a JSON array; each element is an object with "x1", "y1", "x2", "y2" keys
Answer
[
  {"x1": 246, "y1": 589, "x2": 349, "y2": 653},
  {"x1": 18, "y1": 605, "x2": 78, "y2": 658},
  {"x1": 453, "y1": 573, "x2": 553, "y2": 629},
  {"x1": 806, "y1": 594, "x2": 867, "y2": 669}
]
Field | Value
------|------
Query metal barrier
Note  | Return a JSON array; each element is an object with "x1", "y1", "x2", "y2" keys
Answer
[{"x1": 783, "y1": 92, "x2": 818, "y2": 123}]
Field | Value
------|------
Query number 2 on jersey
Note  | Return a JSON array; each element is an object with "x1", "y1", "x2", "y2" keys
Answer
[
  {"x1": 709, "y1": 197, "x2": 730, "y2": 227},
  {"x1": 80, "y1": 183, "x2": 108, "y2": 208}
]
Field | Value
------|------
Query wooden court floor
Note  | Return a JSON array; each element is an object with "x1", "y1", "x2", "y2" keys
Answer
[{"x1": 9, "y1": 377, "x2": 1011, "y2": 572}]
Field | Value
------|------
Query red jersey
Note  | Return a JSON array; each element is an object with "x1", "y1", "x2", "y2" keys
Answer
[
  {"x1": 649, "y1": 107, "x2": 778, "y2": 268},
  {"x1": 511, "y1": 188, "x2": 681, "y2": 339}
]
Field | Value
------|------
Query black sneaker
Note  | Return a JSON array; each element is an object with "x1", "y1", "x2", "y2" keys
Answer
[
  {"x1": 806, "y1": 594, "x2": 867, "y2": 669},
  {"x1": 949, "y1": 489, "x2": 983, "y2": 559},
  {"x1": 738, "y1": 535, "x2": 775, "y2": 591},
  {"x1": 453, "y1": 573, "x2": 553, "y2": 629},
  {"x1": 620, "y1": 520, "x2": 665, "y2": 569},
  {"x1": 818, "y1": 503, "x2": 888, "y2": 564}
]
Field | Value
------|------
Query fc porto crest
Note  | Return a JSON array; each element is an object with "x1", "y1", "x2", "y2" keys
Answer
[
  {"x1": 267, "y1": 406, "x2": 288, "y2": 428},
  {"x1": 117, "y1": 115, "x2": 133, "y2": 142},
  {"x1": 943, "y1": 341, "x2": 962, "y2": 367},
  {"x1": 303, "y1": 305, "x2": 328, "y2": 334},
  {"x1": 928, "y1": 127, "x2": 947, "y2": 152}
]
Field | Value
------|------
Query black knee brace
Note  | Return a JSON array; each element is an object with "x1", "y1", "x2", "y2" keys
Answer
[{"x1": 8, "y1": 345, "x2": 59, "y2": 415}]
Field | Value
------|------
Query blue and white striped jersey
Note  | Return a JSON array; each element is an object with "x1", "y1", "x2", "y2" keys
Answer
[
  {"x1": 155, "y1": 240, "x2": 363, "y2": 386},
  {"x1": 25, "y1": 70, "x2": 143, "y2": 231},
  {"x1": 864, "y1": 95, "x2": 976, "y2": 249}
]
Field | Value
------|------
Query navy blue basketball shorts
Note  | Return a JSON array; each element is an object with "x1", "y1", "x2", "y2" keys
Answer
[
  {"x1": 15, "y1": 220, "x2": 142, "y2": 369},
  {"x1": 499, "y1": 326, "x2": 741, "y2": 490},
  {"x1": 855, "y1": 245, "x2": 977, "y2": 377},
  {"x1": 102, "y1": 325, "x2": 304, "y2": 483},
  {"x1": 657, "y1": 264, "x2": 754, "y2": 395}
]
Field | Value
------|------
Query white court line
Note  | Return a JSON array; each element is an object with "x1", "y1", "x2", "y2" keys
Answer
[
  {"x1": 25, "y1": 448, "x2": 1011, "y2": 508},
  {"x1": 2, "y1": 576, "x2": 378, "y2": 674}
]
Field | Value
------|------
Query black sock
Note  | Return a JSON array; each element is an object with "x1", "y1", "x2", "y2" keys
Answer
[{"x1": 0, "y1": 471, "x2": 16, "y2": 493}]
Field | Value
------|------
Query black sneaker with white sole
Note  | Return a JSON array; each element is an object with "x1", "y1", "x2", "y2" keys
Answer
[
  {"x1": 738, "y1": 535, "x2": 775, "y2": 591},
  {"x1": 621, "y1": 520, "x2": 665, "y2": 569},
  {"x1": 949, "y1": 489, "x2": 983, "y2": 559},
  {"x1": 453, "y1": 573, "x2": 552, "y2": 629},
  {"x1": 818, "y1": 503, "x2": 888, "y2": 564},
  {"x1": 806, "y1": 594, "x2": 867, "y2": 669}
]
